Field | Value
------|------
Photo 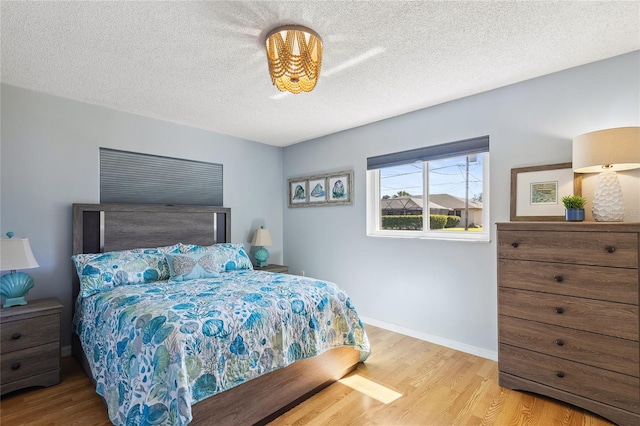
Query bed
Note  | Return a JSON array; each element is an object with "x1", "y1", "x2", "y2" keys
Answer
[{"x1": 71, "y1": 203, "x2": 370, "y2": 425}]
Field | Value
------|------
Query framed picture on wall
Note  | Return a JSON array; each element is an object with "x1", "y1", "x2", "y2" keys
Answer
[
  {"x1": 328, "y1": 172, "x2": 353, "y2": 204},
  {"x1": 510, "y1": 162, "x2": 582, "y2": 221},
  {"x1": 288, "y1": 180, "x2": 307, "y2": 206},
  {"x1": 308, "y1": 178, "x2": 327, "y2": 203},
  {"x1": 287, "y1": 170, "x2": 353, "y2": 207}
]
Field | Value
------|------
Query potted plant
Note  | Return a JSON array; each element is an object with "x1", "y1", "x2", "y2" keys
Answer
[{"x1": 561, "y1": 195, "x2": 587, "y2": 222}]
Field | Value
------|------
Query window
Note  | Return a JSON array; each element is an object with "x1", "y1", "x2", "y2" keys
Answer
[{"x1": 366, "y1": 136, "x2": 490, "y2": 241}]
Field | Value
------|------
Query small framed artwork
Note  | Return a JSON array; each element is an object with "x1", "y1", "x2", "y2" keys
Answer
[
  {"x1": 288, "y1": 180, "x2": 307, "y2": 206},
  {"x1": 510, "y1": 162, "x2": 582, "y2": 221},
  {"x1": 328, "y1": 172, "x2": 353, "y2": 204},
  {"x1": 308, "y1": 178, "x2": 327, "y2": 203},
  {"x1": 287, "y1": 170, "x2": 354, "y2": 207}
]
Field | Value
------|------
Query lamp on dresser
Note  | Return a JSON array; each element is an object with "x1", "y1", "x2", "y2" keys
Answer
[
  {"x1": 0, "y1": 232, "x2": 40, "y2": 308},
  {"x1": 572, "y1": 127, "x2": 640, "y2": 221},
  {"x1": 251, "y1": 226, "x2": 273, "y2": 267}
]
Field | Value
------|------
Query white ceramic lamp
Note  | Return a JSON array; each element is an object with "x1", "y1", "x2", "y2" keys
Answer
[
  {"x1": 0, "y1": 233, "x2": 40, "y2": 308},
  {"x1": 251, "y1": 227, "x2": 272, "y2": 267},
  {"x1": 572, "y1": 127, "x2": 640, "y2": 222}
]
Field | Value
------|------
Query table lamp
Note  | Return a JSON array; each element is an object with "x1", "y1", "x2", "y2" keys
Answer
[
  {"x1": 572, "y1": 127, "x2": 640, "y2": 222},
  {"x1": 251, "y1": 226, "x2": 272, "y2": 267},
  {"x1": 0, "y1": 232, "x2": 39, "y2": 308}
]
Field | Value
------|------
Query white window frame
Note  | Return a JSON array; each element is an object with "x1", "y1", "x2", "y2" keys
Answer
[{"x1": 366, "y1": 152, "x2": 490, "y2": 242}]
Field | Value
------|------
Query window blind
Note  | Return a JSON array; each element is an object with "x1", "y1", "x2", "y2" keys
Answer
[
  {"x1": 367, "y1": 136, "x2": 489, "y2": 170},
  {"x1": 100, "y1": 148, "x2": 223, "y2": 206}
]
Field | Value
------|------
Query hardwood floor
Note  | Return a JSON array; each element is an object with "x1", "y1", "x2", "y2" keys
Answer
[{"x1": 0, "y1": 325, "x2": 614, "y2": 425}]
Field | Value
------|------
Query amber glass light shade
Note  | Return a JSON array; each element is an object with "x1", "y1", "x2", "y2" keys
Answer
[{"x1": 265, "y1": 26, "x2": 322, "y2": 94}]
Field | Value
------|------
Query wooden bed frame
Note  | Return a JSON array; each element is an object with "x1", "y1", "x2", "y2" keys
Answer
[{"x1": 71, "y1": 203, "x2": 361, "y2": 425}]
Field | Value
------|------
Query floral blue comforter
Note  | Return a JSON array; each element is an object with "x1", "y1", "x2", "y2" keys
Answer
[{"x1": 74, "y1": 270, "x2": 370, "y2": 425}]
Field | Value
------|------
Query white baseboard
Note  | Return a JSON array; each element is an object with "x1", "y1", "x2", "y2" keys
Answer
[{"x1": 359, "y1": 316, "x2": 498, "y2": 361}]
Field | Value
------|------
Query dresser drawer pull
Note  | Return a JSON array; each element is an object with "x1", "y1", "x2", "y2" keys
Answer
[
  {"x1": 11, "y1": 362, "x2": 21, "y2": 371},
  {"x1": 605, "y1": 246, "x2": 616, "y2": 253},
  {"x1": 555, "y1": 307, "x2": 564, "y2": 314},
  {"x1": 11, "y1": 332, "x2": 21, "y2": 340},
  {"x1": 511, "y1": 242, "x2": 519, "y2": 248},
  {"x1": 553, "y1": 275, "x2": 563, "y2": 282},
  {"x1": 554, "y1": 339, "x2": 565, "y2": 346},
  {"x1": 555, "y1": 371, "x2": 565, "y2": 378}
]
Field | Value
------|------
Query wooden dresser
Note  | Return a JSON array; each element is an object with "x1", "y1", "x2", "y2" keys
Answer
[
  {"x1": 0, "y1": 297, "x2": 63, "y2": 395},
  {"x1": 497, "y1": 222, "x2": 639, "y2": 426}
]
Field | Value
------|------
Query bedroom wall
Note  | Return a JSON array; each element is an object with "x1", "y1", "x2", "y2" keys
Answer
[
  {"x1": 0, "y1": 84, "x2": 285, "y2": 348},
  {"x1": 282, "y1": 51, "x2": 640, "y2": 359}
]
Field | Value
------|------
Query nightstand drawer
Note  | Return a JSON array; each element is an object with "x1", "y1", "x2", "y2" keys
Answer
[
  {"x1": 498, "y1": 259, "x2": 638, "y2": 305},
  {"x1": 500, "y1": 344, "x2": 640, "y2": 414},
  {"x1": 0, "y1": 341, "x2": 60, "y2": 385},
  {"x1": 1, "y1": 313, "x2": 60, "y2": 354},
  {"x1": 498, "y1": 231, "x2": 638, "y2": 268},
  {"x1": 255, "y1": 264, "x2": 289, "y2": 273},
  {"x1": 499, "y1": 288, "x2": 638, "y2": 340},
  {"x1": 499, "y1": 315, "x2": 639, "y2": 377}
]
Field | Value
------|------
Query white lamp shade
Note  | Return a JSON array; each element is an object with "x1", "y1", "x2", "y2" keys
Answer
[
  {"x1": 0, "y1": 238, "x2": 39, "y2": 271},
  {"x1": 251, "y1": 228, "x2": 272, "y2": 247},
  {"x1": 572, "y1": 127, "x2": 640, "y2": 173}
]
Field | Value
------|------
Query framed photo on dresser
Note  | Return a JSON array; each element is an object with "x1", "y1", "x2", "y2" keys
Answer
[{"x1": 510, "y1": 162, "x2": 582, "y2": 221}]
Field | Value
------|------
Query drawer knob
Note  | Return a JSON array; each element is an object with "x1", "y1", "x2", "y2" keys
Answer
[
  {"x1": 11, "y1": 332, "x2": 21, "y2": 340},
  {"x1": 553, "y1": 275, "x2": 563, "y2": 282},
  {"x1": 555, "y1": 307, "x2": 564, "y2": 314},
  {"x1": 11, "y1": 362, "x2": 20, "y2": 371},
  {"x1": 555, "y1": 371, "x2": 565, "y2": 378},
  {"x1": 511, "y1": 242, "x2": 519, "y2": 248},
  {"x1": 554, "y1": 339, "x2": 565, "y2": 346},
  {"x1": 605, "y1": 246, "x2": 616, "y2": 253}
]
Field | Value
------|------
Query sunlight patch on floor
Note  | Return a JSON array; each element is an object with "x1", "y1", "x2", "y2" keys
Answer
[{"x1": 339, "y1": 374, "x2": 402, "y2": 404}]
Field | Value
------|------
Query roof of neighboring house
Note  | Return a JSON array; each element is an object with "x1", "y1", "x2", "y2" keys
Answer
[
  {"x1": 380, "y1": 196, "x2": 449, "y2": 211},
  {"x1": 430, "y1": 194, "x2": 483, "y2": 210},
  {"x1": 381, "y1": 194, "x2": 482, "y2": 211}
]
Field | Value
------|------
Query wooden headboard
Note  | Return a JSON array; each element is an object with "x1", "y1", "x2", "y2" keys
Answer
[{"x1": 71, "y1": 203, "x2": 231, "y2": 301}]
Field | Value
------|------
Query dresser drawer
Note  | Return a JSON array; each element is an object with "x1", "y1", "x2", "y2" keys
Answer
[
  {"x1": 499, "y1": 344, "x2": 640, "y2": 414},
  {"x1": 499, "y1": 315, "x2": 639, "y2": 377},
  {"x1": 0, "y1": 313, "x2": 60, "y2": 354},
  {"x1": 0, "y1": 341, "x2": 60, "y2": 384},
  {"x1": 498, "y1": 259, "x2": 638, "y2": 305},
  {"x1": 499, "y1": 288, "x2": 638, "y2": 340},
  {"x1": 498, "y1": 231, "x2": 638, "y2": 268}
]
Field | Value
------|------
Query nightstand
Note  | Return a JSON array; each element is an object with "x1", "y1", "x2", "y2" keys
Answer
[
  {"x1": 255, "y1": 264, "x2": 289, "y2": 274},
  {"x1": 0, "y1": 297, "x2": 62, "y2": 395}
]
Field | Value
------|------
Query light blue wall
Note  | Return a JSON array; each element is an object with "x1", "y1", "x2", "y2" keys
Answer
[
  {"x1": 0, "y1": 84, "x2": 285, "y2": 347},
  {"x1": 2, "y1": 52, "x2": 638, "y2": 356},
  {"x1": 282, "y1": 52, "x2": 640, "y2": 358}
]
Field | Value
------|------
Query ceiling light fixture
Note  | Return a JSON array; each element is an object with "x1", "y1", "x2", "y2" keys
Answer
[{"x1": 265, "y1": 25, "x2": 322, "y2": 94}]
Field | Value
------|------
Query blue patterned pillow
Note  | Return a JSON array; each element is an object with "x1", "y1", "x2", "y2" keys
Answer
[
  {"x1": 165, "y1": 252, "x2": 221, "y2": 282},
  {"x1": 72, "y1": 244, "x2": 181, "y2": 297},
  {"x1": 180, "y1": 243, "x2": 253, "y2": 271}
]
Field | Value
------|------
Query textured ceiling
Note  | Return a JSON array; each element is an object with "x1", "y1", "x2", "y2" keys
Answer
[{"x1": 2, "y1": 1, "x2": 639, "y2": 147}]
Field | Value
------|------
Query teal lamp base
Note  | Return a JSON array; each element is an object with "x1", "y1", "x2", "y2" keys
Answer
[
  {"x1": 254, "y1": 247, "x2": 270, "y2": 267},
  {"x1": 0, "y1": 272, "x2": 35, "y2": 308}
]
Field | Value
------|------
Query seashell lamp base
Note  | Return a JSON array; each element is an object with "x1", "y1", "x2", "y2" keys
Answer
[
  {"x1": 254, "y1": 247, "x2": 270, "y2": 267},
  {"x1": 0, "y1": 272, "x2": 35, "y2": 308}
]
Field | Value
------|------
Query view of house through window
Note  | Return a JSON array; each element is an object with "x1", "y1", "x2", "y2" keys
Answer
[
  {"x1": 367, "y1": 136, "x2": 489, "y2": 241},
  {"x1": 380, "y1": 156, "x2": 483, "y2": 231}
]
